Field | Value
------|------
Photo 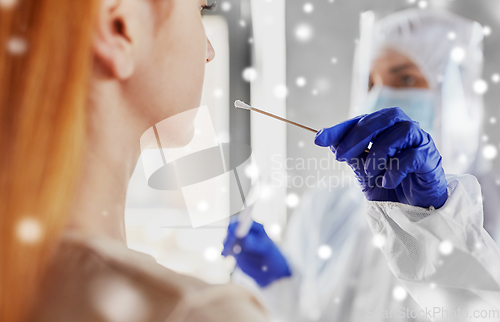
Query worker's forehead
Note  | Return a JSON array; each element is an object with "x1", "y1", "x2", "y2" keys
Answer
[{"x1": 371, "y1": 48, "x2": 419, "y2": 72}]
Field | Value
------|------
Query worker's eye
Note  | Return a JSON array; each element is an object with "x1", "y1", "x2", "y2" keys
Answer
[
  {"x1": 201, "y1": 2, "x2": 217, "y2": 16},
  {"x1": 401, "y1": 75, "x2": 417, "y2": 86}
]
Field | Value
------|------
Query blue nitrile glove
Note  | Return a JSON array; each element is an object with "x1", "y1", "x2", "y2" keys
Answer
[
  {"x1": 314, "y1": 107, "x2": 448, "y2": 209},
  {"x1": 222, "y1": 221, "x2": 291, "y2": 287}
]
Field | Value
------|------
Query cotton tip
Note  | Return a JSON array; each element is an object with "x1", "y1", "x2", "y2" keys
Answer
[{"x1": 234, "y1": 100, "x2": 252, "y2": 110}]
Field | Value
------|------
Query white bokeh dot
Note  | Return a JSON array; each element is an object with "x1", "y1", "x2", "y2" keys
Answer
[
  {"x1": 447, "y1": 31, "x2": 456, "y2": 40},
  {"x1": 483, "y1": 144, "x2": 498, "y2": 160},
  {"x1": 298, "y1": 141, "x2": 305, "y2": 148},
  {"x1": 204, "y1": 247, "x2": 219, "y2": 262},
  {"x1": 318, "y1": 245, "x2": 332, "y2": 259},
  {"x1": 198, "y1": 201, "x2": 209, "y2": 212},
  {"x1": 233, "y1": 244, "x2": 242, "y2": 254},
  {"x1": 331, "y1": 57, "x2": 338, "y2": 64},
  {"x1": 303, "y1": 3, "x2": 314, "y2": 13},
  {"x1": 489, "y1": 117, "x2": 497, "y2": 124},
  {"x1": 7, "y1": 37, "x2": 28, "y2": 55},
  {"x1": 17, "y1": 217, "x2": 43, "y2": 244},
  {"x1": 90, "y1": 276, "x2": 149, "y2": 322},
  {"x1": 274, "y1": 84, "x2": 288, "y2": 99},
  {"x1": 221, "y1": 2, "x2": 231, "y2": 11},
  {"x1": 295, "y1": 23, "x2": 313, "y2": 42},
  {"x1": 312, "y1": 89, "x2": 318, "y2": 96},
  {"x1": 473, "y1": 79, "x2": 488, "y2": 95},
  {"x1": 392, "y1": 286, "x2": 408, "y2": 301},
  {"x1": 244, "y1": 164, "x2": 259, "y2": 179},
  {"x1": 260, "y1": 183, "x2": 273, "y2": 200},
  {"x1": 242, "y1": 67, "x2": 258, "y2": 82},
  {"x1": 418, "y1": 0, "x2": 428, "y2": 9},
  {"x1": 439, "y1": 240, "x2": 454, "y2": 255},
  {"x1": 286, "y1": 193, "x2": 300, "y2": 208},
  {"x1": 483, "y1": 26, "x2": 492, "y2": 37},
  {"x1": 372, "y1": 234, "x2": 386, "y2": 248},
  {"x1": 268, "y1": 224, "x2": 282, "y2": 237},
  {"x1": 492, "y1": 74, "x2": 500, "y2": 83},
  {"x1": 296, "y1": 77, "x2": 307, "y2": 87},
  {"x1": 239, "y1": 20, "x2": 246, "y2": 27},
  {"x1": 214, "y1": 88, "x2": 223, "y2": 98},
  {"x1": 0, "y1": 0, "x2": 18, "y2": 9},
  {"x1": 482, "y1": 134, "x2": 488, "y2": 142},
  {"x1": 450, "y1": 47, "x2": 466, "y2": 63},
  {"x1": 457, "y1": 153, "x2": 468, "y2": 165}
]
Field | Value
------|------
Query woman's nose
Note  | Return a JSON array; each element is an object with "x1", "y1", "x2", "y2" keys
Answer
[{"x1": 206, "y1": 38, "x2": 215, "y2": 63}]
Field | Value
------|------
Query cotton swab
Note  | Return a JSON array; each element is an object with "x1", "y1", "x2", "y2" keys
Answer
[
  {"x1": 235, "y1": 205, "x2": 254, "y2": 239},
  {"x1": 235, "y1": 100, "x2": 371, "y2": 153},
  {"x1": 234, "y1": 100, "x2": 318, "y2": 134}
]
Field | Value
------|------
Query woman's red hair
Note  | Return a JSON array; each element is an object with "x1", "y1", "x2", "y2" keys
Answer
[{"x1": 0, "y1": 1, "x2": 99, "y2": 320}]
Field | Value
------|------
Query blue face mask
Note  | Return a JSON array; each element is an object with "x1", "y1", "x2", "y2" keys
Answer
[{"x1": 364, "y1": 86, "x2": 436, "y2": 136}]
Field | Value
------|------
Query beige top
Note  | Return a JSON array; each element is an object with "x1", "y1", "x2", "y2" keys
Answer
[{"x1": 30, "y1": 232, "x2": 269, "y2": 322}]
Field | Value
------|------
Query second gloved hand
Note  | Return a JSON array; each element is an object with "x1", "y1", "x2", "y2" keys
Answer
[
  {"x1": 222, "y1": 221, "x2": 291, "y2": 287},
  {"x1": 314, "y1": 107, "x2": 448, "y2": 209}
]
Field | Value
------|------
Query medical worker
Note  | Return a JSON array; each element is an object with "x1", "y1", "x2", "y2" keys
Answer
[{"x1": 223, "y1": 9, "x2": 500, "y2": 322}]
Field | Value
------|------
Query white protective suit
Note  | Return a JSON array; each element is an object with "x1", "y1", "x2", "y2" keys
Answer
[{"x1": 233, "y1": 9, "x2": 500, "y2": 322}]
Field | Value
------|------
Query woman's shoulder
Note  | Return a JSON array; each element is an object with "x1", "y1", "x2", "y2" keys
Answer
[{"x1": 30, "y1": 232, "x2": 268, "y2": 322}]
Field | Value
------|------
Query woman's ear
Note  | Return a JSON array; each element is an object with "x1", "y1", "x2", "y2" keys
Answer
[{"x1": 93, "y1": 0, "x2": 134, "y2": 79}]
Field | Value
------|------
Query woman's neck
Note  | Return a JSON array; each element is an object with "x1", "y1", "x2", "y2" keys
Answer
[{"x1": 67, "y1": 82, "x2": 142, "y2": 244}]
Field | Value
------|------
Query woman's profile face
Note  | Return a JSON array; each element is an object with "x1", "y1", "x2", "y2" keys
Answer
[
  {"x1": 368, "y1": 48, "x2": 429, "y2": 91},
  {"x1": 122, "y1": 0, "x2": 215, "y2": 130}
]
